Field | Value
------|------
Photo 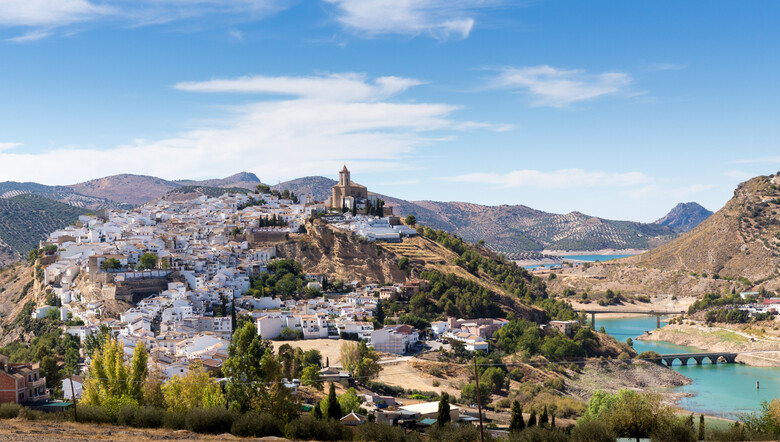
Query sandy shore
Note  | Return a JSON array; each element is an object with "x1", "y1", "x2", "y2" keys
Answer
[{"x1": 638, "y1": 323, "x2": 780, "y2": 367}]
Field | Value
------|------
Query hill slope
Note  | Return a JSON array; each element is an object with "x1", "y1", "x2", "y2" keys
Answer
[
  {"x1": 654, "y1": 202, "x2": 713, "y2": 232},
  {"x1": 0, "y1": 194, "x2": 88, "y2": 257},
  {"x1": 0, "y1": 181, "x2": 122, "y2": 210},
  {"x1": 274, "y1": 176, "x2": 678, "y2": 254},
  {"x1": 627, "y1": 173, "x2": 780, "y2": 287}
]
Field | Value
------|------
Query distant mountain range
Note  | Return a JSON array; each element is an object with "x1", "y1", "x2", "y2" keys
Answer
[
  {"x1": 653, "y1": 202, "x2": 713, "y2": 232},
  {"x1": 0, "y1": 171, "x2": 713, "y2": 265}
]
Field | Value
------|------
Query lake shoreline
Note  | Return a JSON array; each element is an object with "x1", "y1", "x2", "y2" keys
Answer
[{"x1": 638, "y1": 323, "x2": 780, "y2": 367}]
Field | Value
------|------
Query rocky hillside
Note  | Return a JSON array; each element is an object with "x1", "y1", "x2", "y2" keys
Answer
[
  {"x1": 654, "y1": 202, "x2": 713, "y2": 232},
  {"x1": 626, "y1": 174, "x2": 780, "y2": 290}
]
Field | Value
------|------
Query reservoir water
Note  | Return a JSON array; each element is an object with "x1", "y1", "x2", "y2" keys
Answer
[{"x1": 598, "y1": 316, "x2": 780, "y2": 419}]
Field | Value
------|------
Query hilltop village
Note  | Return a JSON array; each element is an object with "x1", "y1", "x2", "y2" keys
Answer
[{"x1": 3, "y1": 167, "x2": 539, "y2": 414}]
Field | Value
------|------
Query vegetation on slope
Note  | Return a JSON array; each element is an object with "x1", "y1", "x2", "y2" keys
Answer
[
  {"x1": 0, "y1": 194, "x2": 87, "y2": 255},
  {"x1": 629, "y1": 173, "x2": 780, "y2": 289}
]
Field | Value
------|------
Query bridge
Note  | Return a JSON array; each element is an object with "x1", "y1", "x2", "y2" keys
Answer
[
  {"x1": 584, "y1": 310, "x2": 686, "y2": 329},
  {"x1": 647, "y1": 352, "x2": 739, "y2": 366}
]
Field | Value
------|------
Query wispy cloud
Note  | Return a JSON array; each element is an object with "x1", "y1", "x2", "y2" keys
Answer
[
  {"x1": 489, "y1": 65, "x2": 635, "y2": 108},
  {"x1": 622, "y1": 183, "x2": 714, "y2": 199},
  {"x1": 173, "y1": 73, "x2": 425, "y2": 102},
  {"x1": 443, "y1": 168, "x2": 651, "y2": 189},
  {"x1": 0, "y1": 73, "x2": 499, "y2": 184},
  {"x1": 0, "y1": 0, "x2": 288, "y2": 41},
  {"x1": 323, "y1": 0, "x2": 501, "y2": 40}
]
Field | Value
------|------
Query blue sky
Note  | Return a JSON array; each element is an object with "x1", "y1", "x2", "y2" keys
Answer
[{"x1": 0, "y1": 0, "x2": 778, "y2": 222}]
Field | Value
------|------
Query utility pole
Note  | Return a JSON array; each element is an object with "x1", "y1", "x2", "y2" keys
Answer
[
  {"x1": 68, "y1": 373, "x2": 78, "y2": 423},
  {"x1": 473, "y1": 358, "x2": 485, "y2": 442}
]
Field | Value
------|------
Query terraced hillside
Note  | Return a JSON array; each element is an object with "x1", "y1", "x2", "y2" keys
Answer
[
  {"x1": 0, "y1": 194, "x2": 87, "y2": 256},
  {"x1": 0, "y1": 182, "x2": 121, "y2": 210}
]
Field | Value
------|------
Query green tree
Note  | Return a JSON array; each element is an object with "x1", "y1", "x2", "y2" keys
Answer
[
  {"x1": 255, "y1": 184, "x2": 271, "y2": 194},
  {"x1": 405, "y1": 215, "x2": 416, "y2": 226},
  {"x1": 301, "y1": 364, "x2": 323, "y2": 390},
  {"x1": 527, "y1": 409, "x2": 537, "y2": 427},
  {"x1": 223, "y1": 321, "x2": 269, "y2": 412},
  {"x1": 138, "y1": 252, "x2": 158, "y2": 270},
  {"x1": 582, "y1": 389, "x2": 675, "y2": 440},
  {"x1": 39, "y1": 355, "x2": 61, "y2": 389},
  {"x1": 81, "y1": 338, "x2": 144, "y2": 409},
  {"x1": 374, "y1": 301, "x2": 385, "y2": 326},
  {"x1": 128, "y1": 341, "x2": 148, "y2": 401},
  {"x1": 100, "y1": 258, "x2": 122, "y2": 270},
  {"x1": 162, "y1": 363, "x2": 226, "y2": 412},
  {"x1": 510, "y1": 400, "x2": 525, "y2": 432},
  {"x1": 326, "y1": 382, "x2": 342, "y2": 419},
  {"x1": 338, "y1": 387, "x2": 362, "y2": 414},
  {"x1": 398, "y1": 256, "x2": 410, "y2": 271},
  {"x1": 540, "y1": 405, "x2": 549, "y2": 427},
  {"x1": 340, "y1": 341, "x2": 381, "y2": 380},
  {"x1": 437, "y1": 392, "x2": 451, "y2": 426}
]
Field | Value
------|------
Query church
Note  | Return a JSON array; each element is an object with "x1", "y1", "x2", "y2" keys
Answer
[{"x1": 329, "y1": 165, "x2": 392, "y2": 215}]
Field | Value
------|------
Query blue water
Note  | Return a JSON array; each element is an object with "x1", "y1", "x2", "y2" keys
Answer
[{"x1": 598, "y1": 316, "x2": 780, "y2": 419}]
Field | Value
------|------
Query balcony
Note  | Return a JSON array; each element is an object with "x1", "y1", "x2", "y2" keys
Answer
[{"x1": 31, "y1": 378, "x2": 46, "y2": 390}]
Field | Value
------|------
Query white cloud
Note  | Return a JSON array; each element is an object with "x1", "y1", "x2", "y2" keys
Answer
[
  {"x1": 0, "y1": 0, "x2": 109, "y2": 27},
  {"x1": 622, "y1": 183, "x2": 714, "y2": 200},
  {"x1": 324, "y1": 0, "x2": 499, "y2": 40},
  {"x1": 0, "y1": 142, "x2": 22, "y2": 152},
  {"x1": 173, "y1": 73, "x2": 424, "y2": 102},
  {"x1": 490, "y1": 65, "x2": 634, "y2": 108},
  {"x1": 0, "y1": 0, "x2": 287, "y2": 41},
  {"x1": 444, "y1": 168, "x2": 652, "y2": 189},
  {"x1": 0, "y1": 73, "x2": 495, "y2": 184}
]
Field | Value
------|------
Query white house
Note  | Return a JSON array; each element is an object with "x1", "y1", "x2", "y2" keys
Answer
[{"x1": 63, "y1": 376, "x2": 84, "y2": 400}]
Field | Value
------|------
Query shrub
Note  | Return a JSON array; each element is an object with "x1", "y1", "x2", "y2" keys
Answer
[
  {"x1": 118, "y1": 406, "x2": 164, "y2": 428},
  {"x1": 77, "y1": 405, "x2": 113, "y2": 424},
  {"x1": 231, "y1": 411, "x2": 283, "y2": 438},
  {"x1": 432, "y1": 380, "x2": 440, "y2": 387},
  {"x1": 543, "y1": 377, "x2": 565, "y2": 391},
  {"x1": 185, "y1": 407, "x2": 236, "y2": 434},
  {"x1": 427, "y1": 422, "x2": 483, "y2": 442},
  {"x1": 286, "y1": 415, "x2": 351, "y2": 441},
  {"x1": 357, "y1": 422, "x2": 418, "y2": 441},
  {"x1": 509, "y1": 368, "x2": 525, "y2": 382},
  {"x1": 0, "y1": 403, "x2": 21, "y2": 419},
  {"x1": 650, "y1": 418, "x2": 696, "y2": 442},
  {"x1": 508, "y1": 426, "x2": 569, "y2": 442},
  {"x1": 570, "y1": 420, "x2": 616, "y2": 442},
  {"x1": 163, "y1": 411, "x2": 187, "y2": 430}
]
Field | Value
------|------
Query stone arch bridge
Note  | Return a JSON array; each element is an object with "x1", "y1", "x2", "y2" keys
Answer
[{"x1": 649, "y1": 352, "x2": 739, "y2": 366}]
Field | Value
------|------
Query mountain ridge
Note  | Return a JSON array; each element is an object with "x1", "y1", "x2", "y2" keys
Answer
[{"x1": 654, "y1": 202, "x2": 713, "y2": 232}]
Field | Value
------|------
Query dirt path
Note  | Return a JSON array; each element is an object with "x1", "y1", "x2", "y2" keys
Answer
[{"x1": 0, "y1": 419, "x2": 289, "y2": 441}]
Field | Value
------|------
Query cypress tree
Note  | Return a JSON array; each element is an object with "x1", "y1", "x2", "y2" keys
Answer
[
  {"x1": 327, "y1": 382, "x2": 341, "y2": 419},
  {"x1": 527, "y1": 409, "x2": 537, "y2": 427},
  {"x1": 375, "y1": 302, "x2": 385, "y2": 325},
  {"x1": 509, "y1": 400, "x2": 525, "y2": 432},
  {"x1": 437, "y1": 392, "x2": 451, "y2": 426},
  {"x1": 540, "y1": 405, "x2": 549, "y2": 427},
  {"x1": 312, "y1": 400, "x2": 323, "y2": 419},
  {"x1": 325, "y1": 357, "x2": 329, "y2": 367},
  {"x1": 551, "y1": 414, "x2": 555, "y2": 428},
  {"x1": 699, "y1": 414, "x2": 705, "y2": 441}
]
